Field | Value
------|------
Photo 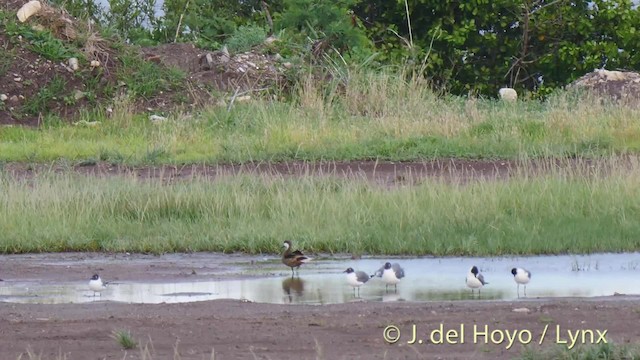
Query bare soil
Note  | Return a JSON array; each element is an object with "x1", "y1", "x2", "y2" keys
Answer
[
  {"x1": 1, "y1": 253, "x2": 640, "y2": 360},
  {"x1": 1, "y1": 157, "x2": 624, "y2": 187}
]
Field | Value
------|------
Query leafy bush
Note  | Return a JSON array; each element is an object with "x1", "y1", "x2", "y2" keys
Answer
[{"x1": 224, "y1": 25, "x2": 268, "y2": 53}]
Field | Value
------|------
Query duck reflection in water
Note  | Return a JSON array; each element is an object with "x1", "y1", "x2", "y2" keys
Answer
[{"x1": 282, "y1": 276, "x2": 305, "y2": 303}]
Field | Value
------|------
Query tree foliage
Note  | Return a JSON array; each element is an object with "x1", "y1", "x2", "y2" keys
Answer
[
  {"x1": 353, "y1": 0, "x2": 640, "y2": 96},
  {"x1": 52, "y1": 0, "x2": 640, "y2": 96}
]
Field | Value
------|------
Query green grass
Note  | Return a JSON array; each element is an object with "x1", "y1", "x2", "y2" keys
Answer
[
  {"x1": 112, "y1": 330, "x2": 138, "y2": 350},
  {"x1": 519, "y1": 342, "x2": 640, "y2": 360},
  {"x1": 2, "y1": 71, "x2": 640, "y2": 164},
  {"x1": 2, "y1": 157, "x2": 640, "y2": 255}
]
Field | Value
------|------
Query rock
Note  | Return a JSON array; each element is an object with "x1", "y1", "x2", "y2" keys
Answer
[
  {"x1": 264, "y1": 35, "x2": 278, "y2": 45},
  {"x1": 68, "y1": 57, "x2": 79, "y2": 71},
  {"x1": 283, "y1": 62, "x2": 293, "y2": 69},
  {"x1": 90, "y1": 60, "x2": 100, "y2": 68},
  {"x1": 17, "y1": 1, "x2": 41, "y2": 22},
  {"x1": 149, "y1": 114, "x2": 168, "y2": 123},
  {"x1": 13, "y1": 77, "x2": 22, "y2": 82},
  {"x1": 498, "y1": 87, "x2": 517, "y2": 101},
  {"x1": 512, "y1": 307, "x2": 531, "y2": 313},
  {"x1": 0, "y1": 94, "x2": 7, "y2": 101},
  {"x1": 73, "y1": 90, "x2": 85, "y2": 100},
  {"x1": 233, "y1": 95, "x2": 251, "y2": 102},
  {"x1": 569, "y1": 69, "x2": 640, "y2": 103},
  {"x1": 9, "y1": 95, "x2": 19, "y2": 103},
  {"x1": 200, "y1": 53, "x2": 214, "y2": 70}
]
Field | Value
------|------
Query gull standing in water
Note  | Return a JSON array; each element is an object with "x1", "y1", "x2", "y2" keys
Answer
[
  {"x1": 511, "y1": 267, "x2": 531, "y2": 297},
  {"x1": 372, "y1": 262, "x2": 405, "y2": 292},
  {"x1": 344, "y1": 267, "x2": 370, "y2": 297},
  {"x1": 89, "y1": 274, "x2": 108, "y2": 297},
  {"x1": 466, "y1": 266, "x2": 488, "y2": 295}
]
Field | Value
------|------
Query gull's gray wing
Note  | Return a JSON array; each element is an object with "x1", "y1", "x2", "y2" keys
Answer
[
  {"x1": 356, "y1": 271, "x2": 370, "y2": 284},
  {"x1": 478, "y1": 273, "x2": 487, "y2": 285},
  {"x1": 392, "y1": 263, "x2": 405, "y2": 279}
]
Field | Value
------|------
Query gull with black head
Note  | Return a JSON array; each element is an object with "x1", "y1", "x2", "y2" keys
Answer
[
  {"x1": 511, "y1": 267, "x2": 531, "y2": 297},
  {"x1": 465, "y1": 266, "x2": 488, "y2": 295},
  {"x1": 344, "y1": 267, "x2": 370, "y2": 297},
  {"x1": 372, "y1": 262, "x2": 405, "y2": 292},
  {"x1": 88, "y1": 273, "x2": 108, "y2": 297}
]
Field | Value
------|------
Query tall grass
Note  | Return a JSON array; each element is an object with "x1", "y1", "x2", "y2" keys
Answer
[
  {"x1": 1, "y1": 158, "x2": 640, "y2": 255},
  {"x1": 2, "y1": 71, "x2": 640, "y2": 164}
]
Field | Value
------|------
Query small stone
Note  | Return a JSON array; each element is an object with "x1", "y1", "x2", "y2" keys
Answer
[
  {"x1": 68, "y1": 57, "x2": 79, "y2": 71},
  {"x1": 13, "y1": 77, "x2": 22, "y2": 82},
  {"x1": 74, "y1": 90, "x2": 85, "y2": 100},
  {"x1": 512, "y1": 307, "x2": 530, "y2": 313},
  {"x1": 234, "y1": 95, "x2": 251, "y2": 102},
  {"x1": 149, "y1": 115, "x2": 168, "y2": 123},
  {"x1": 90, "y1": 60, "x2": 100, "y2": 67},
  {"x1": 274, "y1": 53, "x2": 283, "y2": 61},
  {"x1": 9, "y1": 95, "x2": 19, "y2": 103},
  {"x1": 264, "y1": 35, "x2": 278, "y2": 44},
  {"x1": 283, "y1": 62, "x2": 293, "y2": 69},
  {"x1": 0, "y1": 94, "x2": 7, "y2": 101}
]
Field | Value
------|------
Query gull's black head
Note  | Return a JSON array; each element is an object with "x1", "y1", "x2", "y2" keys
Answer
[
  {"x1": 91, "y1": 274, "x2": 100, "y2": 281},
  {"x1": 471, "y1": 266, "x2": 479, "y2": 275},
  {"x1": 384, "y1": 262, "x2": 392, "y2": 270},
  {"x1": 511, "y1": 268, "x2": 517, "y2": 276},
  {"x1": 344, "y1": 267, "x2": 354, "y2": 274}
]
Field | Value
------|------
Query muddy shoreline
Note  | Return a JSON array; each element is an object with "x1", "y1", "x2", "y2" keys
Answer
[{"x1": 1, "y1": 253, "x2": 640, "y2": 359}]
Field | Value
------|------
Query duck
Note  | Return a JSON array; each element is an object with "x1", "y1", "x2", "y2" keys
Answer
[
  {"x1": 465, "y1": 266, "x2": 488, "y2": 295},
  {"x1": 282, "y1": 240, "x2": 311, "y2": 276},
  {"x1": 89, "y1": 274, "x2": 108, "y2": 296},
  {"x1": 511, "y1": 267, "x2": 531, "y2": 297},
  {"x1": 372, "y1": 262, "x2": 405, "y2": 292},
  {"x1": 344, "y1": 267, "x2": 370, "y2": 296}
]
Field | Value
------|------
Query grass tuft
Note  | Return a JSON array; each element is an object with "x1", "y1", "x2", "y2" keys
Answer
[{"x1": 112, "y1": 329, "x2": 138, "y2": 350}]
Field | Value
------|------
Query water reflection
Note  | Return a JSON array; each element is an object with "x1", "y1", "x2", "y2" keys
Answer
[
  {"x1": 1, "y1": 253, "x2": 640, "y2": 305},
  {"x1": 282, "y1": 276, "x2": 305, "y2": 303}
]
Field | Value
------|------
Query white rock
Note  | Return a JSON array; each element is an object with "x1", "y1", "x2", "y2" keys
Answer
[
  {"x1": 512, "y1": 307, "x2": 531, "y2": 313},
  {"x1": 68, "y1": 57, "x2": 79, "y2": 71},
  {"x1": 13, "y1": 77, "x2": 22, "y2": 82},
  {"x1": 0, "y1": 94, "x2": 7, "y2": 101},
  {"x1": 149, "y1": 115, "x2": 168, "y2": 123},
  {"x1": 498, "y1": 87, "x2": 517, "y2": 101},
  {"x1": 264, "y1": 35, "x2": 278, "y2": 45},
  {"x1": 283, "y1": 62, "x2": 293, "y2": 69},
  {"x1": 17, "y1": 1, "x2": 41, "y2": 22},
  {"x1": 90, "y1": 60, "x2": 100, "y2": 68}
]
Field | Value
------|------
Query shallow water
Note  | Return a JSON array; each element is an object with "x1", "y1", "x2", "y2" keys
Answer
[{"x1": 1, "y1": 253, "x2": 639, "y2": 305}]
